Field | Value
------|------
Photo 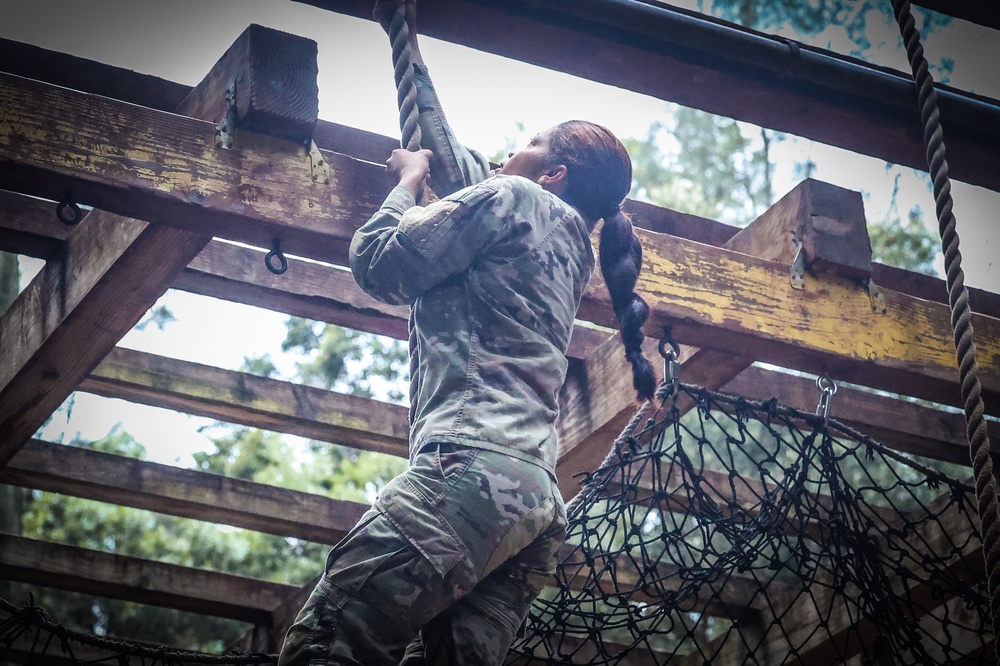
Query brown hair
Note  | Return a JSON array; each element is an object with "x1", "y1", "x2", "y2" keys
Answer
[{"x1": 548, "y1": 121, "x2": 656, "y2": 400}]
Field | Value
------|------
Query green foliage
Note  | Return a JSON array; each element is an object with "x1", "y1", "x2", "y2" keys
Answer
[
  {"x1": 240, "y1": 353, "x2": 279, "y2": 379},
  {"x1": 282, "y1": 317, "x2": 409, "y2": 403},
  {"x1": 702, "y1": 0, "x2": 953, "y2": 56},
  {"x1": 869, "y1": 206, "x2": 939, "y2": 274},
  {"x1": 133, "y1": 305, "x2": 176, "y2": 332},
  {"x1": 626, "y1": 109, "x2": 776, "y2": 225}
]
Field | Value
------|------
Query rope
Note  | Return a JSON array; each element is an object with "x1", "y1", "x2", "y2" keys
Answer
[
  {"x1": 384, "y1": 3, "x2": 422, "y2": 424},
  {"x1": 513, "y1": 381, "x2": 991, "y2": 663},
  {"x1": 891, "y1": 0, "x2": 999, "y2": 648}
]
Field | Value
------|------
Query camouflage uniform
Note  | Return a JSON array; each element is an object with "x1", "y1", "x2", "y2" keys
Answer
[{"x1": 278, "y1": 64, "x2": 594, "y2": 666}]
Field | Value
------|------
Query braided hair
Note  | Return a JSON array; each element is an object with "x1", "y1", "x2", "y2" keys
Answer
[{"x1": 548, "y1": 121, "x2": 656, "y2": 401}]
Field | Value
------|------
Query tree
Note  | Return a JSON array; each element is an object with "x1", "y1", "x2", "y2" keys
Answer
[
  {"x1": 625, "y1": 109, "x2": 777, "y2": 226},
  {"x1": 9, "y1": 314, "x2": 408, "y2": 651}
]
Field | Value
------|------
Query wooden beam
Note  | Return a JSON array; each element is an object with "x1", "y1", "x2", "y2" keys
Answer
[
  {"x1": 81, "y1": 346, "x2": 410, "y2": 457},
  {"x1": 0, "y1": 38, "x2": 996, "y2": 317},
  {"x1": 2, "y1": 75, "x2": 997, "y2": 411},
  {"x1": 557, "y1": 177, "x2": 880, "y2": 497},
  {"x1": 0, "y1": 534, "x2": 297, "y2": 623},
  {"x1": 0, "y1": 189, "x2": 70, "y2": 258},
  {"x1": 724, "y1": 366, "x2": 1000, "y2": 466},
  {"x1": 0, "y1": 26, "x2": 321, "y2": 464},
  {"x1": 588, "y1": 229, "x2": 1000, "y2": 413},
  {"x1": 298, "y1": 0, "x2": 1000, "y2": 195},
  {"x1": 0, "y1": 439, "x2": 368, "y2": 543},
  {"x1": 0, "y1": 70, "x2": 378, "y2": 266}
]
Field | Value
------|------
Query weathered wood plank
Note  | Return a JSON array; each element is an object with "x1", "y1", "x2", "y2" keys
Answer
[
  {"x1": 81, "y1": 347, "x2": 410, "y2": 458},
  {"x1": 724, "y1": 179, "x2": 872, "y2": 281},
  {"x1": 0, "y1": 70, "x2": 379, "y2": 264},
  {"x1": 0, "y1": 439, "x2": 368, "y2": 543},
  {"x1": 0, "y1": 534, "x2": 298, "y2": 622},
  {"x1": 0, "y1": 189, "x2": 70, "y2": 258},
  {"x1": 2, "y1": 74, "x2": 998, "y2": 415},
  {"x1": 185, "y1": 24, "x2": 319, "y2": 144},
  {"x1": 587, "y1": 232, "x2": 1000, "y2": 413},
  {"x1": 0, "y1": 26, "x2": 321, "y2": 464},
  {"x1": 0, "y1": 37, "x2": 996, "y2": 316}
]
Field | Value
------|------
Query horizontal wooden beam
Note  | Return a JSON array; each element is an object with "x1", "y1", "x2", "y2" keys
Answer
[
  {"x1": 81, "y1": 346, "x2": 410, "y2": 458},
  {"x1": 725, "y1": 366, "x2": 1000, "y2": 467},
  {"x1": 0, "y1": 534, "x2": 297, "y2": 622},
  {"x1": 299, "y1": 0, "x2": 1000, "y2": 194},
  {"x1": 2, "y1": 75, "x2": 997, "y2": 415},
  {"x1": 1, "y1": 38, "x2": 996, "y2": 318},
  {"x1": 592, "y1": 231, "x2": 1000, "y2": 414},
  {"x1": 0, "y1": 439, "x2": 368, "y2": 543},
  {"x1": 0, "y1": 70, "x2": 377, "y2": 266}
]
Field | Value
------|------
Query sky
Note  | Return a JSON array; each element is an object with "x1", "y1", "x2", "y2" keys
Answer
[{"x1": 3, "y1": 0, "x2": 997, "y2": 465}]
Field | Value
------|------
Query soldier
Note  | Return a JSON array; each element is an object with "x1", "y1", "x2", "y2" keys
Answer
[{"x1": 277, "y1": 1, "x2": 655, "y2": 664}]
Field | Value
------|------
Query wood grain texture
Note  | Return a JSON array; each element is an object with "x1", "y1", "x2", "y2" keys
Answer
[
  {"x1": 0, "y1": 534, "x2": 298, "y2": 622},
  {"x1": 296, "y1": 0, "x2": 1000, "y2": 195},
  {"x1": 81, "y1": 347, "x2": 410, "y2": 458},
  {"x1": 0, "y1": 26, "x2": 321, "y2": 462},
  {"x1": 1, "y1": 439, "x2": 368, "y2": 543}
]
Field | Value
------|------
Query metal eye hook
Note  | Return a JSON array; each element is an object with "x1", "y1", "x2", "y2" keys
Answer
[
  {"x1": 265, "y1": 238, "x2": 288, "y2": 275},
  {"x1": 56, "y1": 198, "x2": 83, "y2": 226},
  {"x1": 815, "y1": 374, "x2": 837, "y2": 425}
]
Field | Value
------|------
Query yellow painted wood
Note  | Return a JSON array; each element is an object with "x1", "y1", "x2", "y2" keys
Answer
[
  {"x1": 582, "y1": 230, "x2": 1000, "y2": 410},
  {"x1": 2, "y1": 73, "x2": 996, "y2": 420}
]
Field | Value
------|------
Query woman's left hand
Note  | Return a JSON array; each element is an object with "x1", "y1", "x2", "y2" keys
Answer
[{"x1": 387, "y1": 148, "x2": 432, "y2": 198}]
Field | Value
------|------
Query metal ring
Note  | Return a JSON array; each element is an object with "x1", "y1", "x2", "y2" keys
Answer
[
  {"x1": 56, "y1": 199, "x2": 83, "y2": 226},
  {"x1": 658, "y1": 326, "x2": 680, "y2": 360},
  {"x1": 264, "y1": 238, "x2": 288, "y2": 275},
  {"x1": 816, "y1": 373, "x2": 838, "y2": 396}
]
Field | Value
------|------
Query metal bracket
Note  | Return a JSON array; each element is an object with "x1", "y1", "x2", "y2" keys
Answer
[
  {"x1": 215, "y1": 80, "x2": 238, "y2": 150},
  {"x1": 867, "y1": 278, "x2": 887, "y2": 314},
  {"x1": 789, "y1": 241, "x2": 806, "y2": 290},
  {"x1": 309, "y1": 140, "x2": 330, "y2": 184}
]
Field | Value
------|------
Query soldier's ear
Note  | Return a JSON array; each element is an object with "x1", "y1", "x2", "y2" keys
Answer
[{"x1": 537, "y1": 164, "x2": 568, "y2": 194}]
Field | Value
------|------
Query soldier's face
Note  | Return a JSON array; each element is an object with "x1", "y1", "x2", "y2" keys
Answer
[{"x1": 498, "y1": 128, "x2": 558, "y2": 182}]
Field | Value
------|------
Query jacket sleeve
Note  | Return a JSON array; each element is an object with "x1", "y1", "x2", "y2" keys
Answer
[
  {"x1": 350, "y1": 180, "x2": 507, "y2": 305},
  {"x1": 413, "y1": 64, "x2": 493, "y2": 196}
]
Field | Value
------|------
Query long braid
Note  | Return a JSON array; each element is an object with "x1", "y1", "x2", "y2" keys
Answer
[
  {"x1": 600, "y1": 210, "x2": 656, "y2": 400},
  {"x1": 549, "y1": 120, "x2": 657, "y2": 401}
]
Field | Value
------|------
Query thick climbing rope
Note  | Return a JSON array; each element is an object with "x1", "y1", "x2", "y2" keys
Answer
[
  {"x1": 891, "y1": 0, "x2": 999, "y2": 647},
  {"x1": 383, "y1": 3, "x2": 422, "y2": 422}
]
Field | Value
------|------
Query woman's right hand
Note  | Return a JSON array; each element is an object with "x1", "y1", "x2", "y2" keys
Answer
[{"x1": 387, "y1": 148, "x2": 432, "y2": 198}]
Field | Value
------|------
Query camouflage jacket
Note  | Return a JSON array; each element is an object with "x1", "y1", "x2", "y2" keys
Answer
[{"x1": 350, "y1": 65, "x2": 595, "y2": 476}]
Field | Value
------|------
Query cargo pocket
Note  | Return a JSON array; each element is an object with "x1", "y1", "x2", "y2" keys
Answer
[{"x1": 377, "y1": 474, "x2": 466, "y2": 580}]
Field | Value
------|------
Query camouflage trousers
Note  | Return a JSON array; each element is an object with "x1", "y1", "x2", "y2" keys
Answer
[{"x1": 277, "y1": 442, "x2": 567, "y2": 666}]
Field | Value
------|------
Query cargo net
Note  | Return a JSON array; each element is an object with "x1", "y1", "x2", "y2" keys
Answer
[{"x1": 510, "y1": 382, "x2": 993, "y2": 665}]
